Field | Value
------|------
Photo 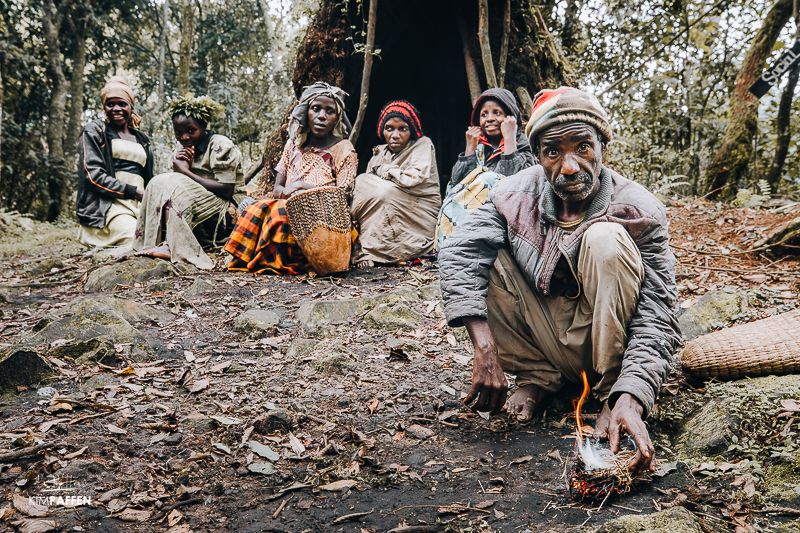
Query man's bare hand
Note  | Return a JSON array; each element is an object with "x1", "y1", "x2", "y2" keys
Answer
[
  {"x1": 462, "y1": 318, "x2": 508, "y2": 415},
  {"x1": 608, "y1": 393, "x2": 655, "y2": 474}
]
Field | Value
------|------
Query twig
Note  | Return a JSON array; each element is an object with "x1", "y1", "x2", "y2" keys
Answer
[
  {"x1": 387, "y1": 526, "x2": 442, "y2": 533},
  {"x1": 678, "y1": 262, "x2": 799, "y2": 276},
  {"x1": 0, "y1": 441, "x2": 60, "y2": 461},
  {"x1": 672, "y1": 231, "x2": 800, "y2": 256},
  {"x1": 391, "y1": 504, "x2": 490, "y2": 515},
  {"x1": 612, "y1": 504, "x2": 642, "y2": 513},
  {"x1": 348, "y1": 0, "x2": 378, "y2": 145},
  {"x1": 478, "y1": 0, "x2": 497, "y2": 87},
  {"x1": 332, "y1": 508, "x2": 373, "y2": 523},
  {"x1": 750, "y1": 507, "x2": 800, "y2": 515},
  {"x1": 152, "y1": 497, "x2": 203, "y2": 521},
  {"x1": 272, "y1": 496, "x2": 291, "y2": 519},
  {"x1": 497, "y1": 0, "x2": 511, "y2": 87}
]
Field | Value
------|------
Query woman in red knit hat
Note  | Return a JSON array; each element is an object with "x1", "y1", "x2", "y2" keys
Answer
[{"x1": 351, "y1": 100, "x2": 441, "y2": 268}]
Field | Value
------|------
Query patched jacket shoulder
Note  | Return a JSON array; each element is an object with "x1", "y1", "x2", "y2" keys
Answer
[{"x1": 607, "y1": 168, "x2": 668, "y2": 226}]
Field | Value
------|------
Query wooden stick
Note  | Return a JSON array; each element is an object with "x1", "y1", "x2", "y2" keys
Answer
[
  {"x1": 478, "y1": 0, "x2": 497, "y2": 88},
  {"x1": 0, "y1": 441, "x2": 60, "y2": 461},
  {"x1": 498, "y1": 0, "x2": 510, "y2": 87},
  {"x1": 272, "y1": 496, "x2": 290, "y2": 519},
  {"x1": 348, "y1": 0, "x2": 378, "y2": 145},
  {"x1": 516, "y1": 87, "x2": 534, "y2": 117},
  {"x1": 243, "y1": 160, "x2": 264, "y2": 185},
  {"x1": 332, "y1": 508, "x2": 373, "y2": 523},
  {"x1": 679, "y1": 262, "x2": 799, "y2": 276},
  {"x1": 458, "y1": 14, "x2": 481, "y2": 105}
]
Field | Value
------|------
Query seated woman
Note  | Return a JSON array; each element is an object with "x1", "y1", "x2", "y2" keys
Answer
[
  {"x1": 450, "y1": 88, "x2": 535, "y2": 186},
  {"x1": 133, "y1": 95, "x2": 246, "y2": 270},
  {"x1": 351, "y1": 101, "x2": 441, "y2": 268},
  {"x1": 76, "y1": 77, "x2": 155, "y2": 249},
  {"x1": 224, "y1": 82, "x2": 357, "y2": 274}
]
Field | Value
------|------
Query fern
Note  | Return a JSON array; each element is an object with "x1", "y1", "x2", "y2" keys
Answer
[{"x1": 757, "y1": 179, "x2": 772, "y2": 197}]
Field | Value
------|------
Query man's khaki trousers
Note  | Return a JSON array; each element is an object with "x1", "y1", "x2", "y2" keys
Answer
[{"x1": 487, "y1": 222, "x2": 644, "y2": 401}]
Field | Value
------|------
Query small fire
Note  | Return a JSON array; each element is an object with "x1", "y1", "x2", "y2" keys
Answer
[{"x1": 569, "y1": 371, "x2": 632, "y2": 504}]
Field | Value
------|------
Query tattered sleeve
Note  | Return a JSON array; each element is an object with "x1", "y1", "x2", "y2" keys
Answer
[
  {"x1": 209, "y1": 136, "x2": 243, "y2": 184},
  {"x1": 333, "y1": 141, "x2": 358, "y2": 193}
]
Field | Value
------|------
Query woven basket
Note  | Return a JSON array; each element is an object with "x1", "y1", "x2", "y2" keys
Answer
[
  {"x1": 680, "y1": 308, "x2": 800, "y2": 380},
  {"x1": 285, "y1": 186, "x2": 351, "y2": 276}
]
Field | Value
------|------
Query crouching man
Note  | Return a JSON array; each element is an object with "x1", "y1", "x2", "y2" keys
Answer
[{"x1": 438, "y1": 87, "x2": 681, "y2": 473}]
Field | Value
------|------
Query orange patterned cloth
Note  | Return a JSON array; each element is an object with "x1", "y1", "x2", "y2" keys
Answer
[{"x1": 225, "y1": 138, "x2": 358, "y2": 274}]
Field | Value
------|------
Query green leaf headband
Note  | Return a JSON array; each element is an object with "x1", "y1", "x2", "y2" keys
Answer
[{"x1": 167, "y1": 94, "x2": 225, "y2": 125}]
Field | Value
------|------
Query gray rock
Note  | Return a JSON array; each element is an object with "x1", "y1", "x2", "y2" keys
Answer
[
  {"x1": 79, "y1": 373, "x2": 119, "y2": 393},
  {"x1": 406, "y1": 424, "x2": 434, "y2": 440},
  {"x1": 254, "y1": 409, "x2": 292, "y2": 433},
  {"x1": 144, "y1": 281, "x2": 173, "y2": 293},
  {"x1": 185, "y1": 278, "x2": 214, "y2": 297},
  {"x1": 451, "y1": 326, "x2": 470, "y2": 342},
  {"x1": 0, "y1": 346, "x2": 52, "y2": 390},
  {"x1": 764, "y1": 457, "x2": 800, "y2": 505},
  {"x1": 313, "y1": 342, "x2": 357, "y2": 374},
  {"x1": 296, "y1": 286, "x2": 419, "y2": 331},
  {"x1": 587, "y1": 507, "x2": 703, "y2": 532},
  {"x1": 181, "y1": 417, "x2": 218, "y2": 434},
  {"x1": 363, "y1": 303, "x2": 423, "y2": 331},
  {"x1": 679, "y1": 290, "x2": 746, "y2": 340},
  {"x1": 32, "y1": 308, "x2": 154, "y2": 360},
  {"x1": 419, "y1": 282, "x2": 441, "y2": 301},
  {"x1": 286, "y1": 338, "x2": 317, "y2": 360},
  {"x1": 164, "y1": 433, "x2": 183, "y2": 446},
  {"x1": 775, "y1": 518, "x2": 800, "y2": 533},
  {"x1": 37, "y1": 387, "x2": 57, "y2": 398},
  {"x1": 673, "y1": 374, "x2": 800, "y2": 458},
  {"x1": 234, "y1": 309, "x2": 281, "y2": 339},
  {"x1": 49, "y1": 295, "x2": 172, "y2": 324},
  {"x1": 84, "y1": 257, "x2": 174, "y2": 292},
  {"x1": 51, "y1": 338, "x2": 116, "y2": 365},
  {"x1": 55, "y1": 460, "x2": 106, "y2": 479},
  {"x1": 27, "y1": 258, "x2": 64, "y2": 277}
]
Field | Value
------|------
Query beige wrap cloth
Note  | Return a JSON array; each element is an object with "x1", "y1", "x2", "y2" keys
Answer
[{"x1": 351, "y1": 136, "x2": 441, "y2": 264}]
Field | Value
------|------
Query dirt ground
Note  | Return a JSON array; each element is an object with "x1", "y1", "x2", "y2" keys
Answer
[{"x1": 0, "y1": 198, "x2": 799, "y2": 533}]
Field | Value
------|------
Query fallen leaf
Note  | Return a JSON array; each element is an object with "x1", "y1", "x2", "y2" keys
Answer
[
  {"x1": 9, "y1": 519, "x2": 57, "y2": 533},
  {"x1": 188, "y1": 379, "x2": 210, "y2": 393},
  {"x1": 248, "y1": 441, "x2": 280, "y2": 461},
  {"x1": 39, "y1": 418, "x2": 70, "y2": 433},
  {"x1": 0, "y1": 508, "x2": 14, "y2": 520},
  {"x1": 451, "y1": 353, "x2": 471, "y2": 366},
  {"x1": 780, "y1": 399, "x2": 800, "y2": 412},
  {"x1": 209, "y1": 415, "x2": 242, "y2": 426},
  {"x1": 511, "y1": 455, "x2": 533, "y2": 465},
  {"x1": 288, "y1": 433, "x2": 306, "y2": 455},
  {"x1": 63, "y1": 446, "x2": 88, "y2": 460},
  {"x1": 546, "y1": 449, "x2": 563, "y2": 463},
  {"x1": 106, "y1": 499, "x2": 127, "y2": 513},
  {"x1": 210, "y1": 360, "x2": 232, "y2": 373},
  {"x1": 451, "y1": 467, "x2": 468, "y2": 473},
  {"x1": 744, "y1": 477, "x2": 756, "y2": 498},
  {"x1": 475, "y1": 500, "x2": 495, "y2": 509},
  {"x1": 495, "y1": 509, "x2": 506, "y2": 519},
  {"x1": 167, "y1": 509, "x2": 183, "y2": 527},
  {"x1": 13, "y1": 494, "x2": 48, "y2": 517},
  {"x1": 166, "y1": 525, "x2": 193, "y2": 533},
  {"x1": 119, "y1": 509, "x2": 152, "y2": 522},
  {"x1": 106, "y1": 424, "x2": 128, "y2": 435},
  {"x1": 184, "y1": 350, "x2": 195, "y2": 362},
  {"x1": 368, "y1": 398, "x2": 379, "y2": 414},
  {"x1": 318, "y1": 479, "x2": 357, "y2": 491},
  {"x1": 247, "y1": 462, "x2": 276, "y2": 475},
  {"x1": 212, "y1": 442, "x2": 231, "y2": 455}
]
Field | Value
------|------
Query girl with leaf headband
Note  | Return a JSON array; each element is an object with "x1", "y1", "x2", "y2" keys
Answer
[{"x1": 133, "y1": 95, "x2": 247, "y2": 269}]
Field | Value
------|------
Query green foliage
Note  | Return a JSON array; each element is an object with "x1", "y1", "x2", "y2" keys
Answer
[{"x1": 167, "y1": 94, "x2": 225, "y2": 126}]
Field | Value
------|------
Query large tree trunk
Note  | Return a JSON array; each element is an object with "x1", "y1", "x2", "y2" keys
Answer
[
  {"x1": 158, "y1": 0, "x2": 169, "y2": 112},
  {"x1": 177, "y1": 0, "x2": 194, "y2": 97},
  {"x1": 702, "y1": 0, "x2": 794, "y2": 197},
  {"x1": 41, "y1": 0, "x2": 68, "y2": 221},
  {"x1": 561, "y1": 0, "x2": 582, "y2": 56},
  {"x1": 64, "y1": 0, "x2": 91, "y2": 167},
  {"x1": 765, "y1": 63, "x2": 799, "y2": 188}
]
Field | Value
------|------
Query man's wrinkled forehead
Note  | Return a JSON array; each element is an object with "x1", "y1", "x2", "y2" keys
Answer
[{"x1": 538, "y1": 121, "x2": 599, "y2": 147}]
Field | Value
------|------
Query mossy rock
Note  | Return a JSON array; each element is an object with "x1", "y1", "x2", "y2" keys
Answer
[
  {"x1": 79, "y1": 373, "x2": 119, "y2": 393},
  {"x1": 51, "y1": 338, "x2": 117, "y2": 365},
  {"x1": 32, "y1": 308, "x2": 154, "y2": 361},
  {"x1": 586, "y1": 507, "x2": 703, "y2": 532},
  {"x1": 296, "y1": 286, "x2": 419, "y2": 330},
  {"x1": 764, "y1": 458, "x2": 800, "y2": 505},
  {"x1": 775, "y1": 518, "x2": 800, "y2": 533},
  {"x1": 678, "y1": 290, "x2": 746, "y2": 340},
  {"x1": 313, "y1": 341, "x2": 357, "y2": 374},
  {"x1": 234, "y1": 309, "x2": 281, "y2": 339},
  {"x1": 419, "y1": 282, "x2": 441, "y2": 301},
  {"x1": 363, "y1": 302, "x2": 423, "y2": 331},
  {"x1": 84, "y1": 257, "x2": 174, "y2": 292},
  {"x1": 287, "y1": 338, "x2": 318, "y2": 359},
  {"x1": 26, "y1": 258, "x2": 64, "y2": 277},
  {"x1": 0, "y1": 346, "x2": 53, "y2": 390},
  {"x1": 185, "y1": 278, "x2": 214, "y2": 297},
  {"x1": 673, "y1": 400, "x2": 739, "y2": 457},
  {"x1": 61, "y1": 295, "x2": 173, "y2": 323}
]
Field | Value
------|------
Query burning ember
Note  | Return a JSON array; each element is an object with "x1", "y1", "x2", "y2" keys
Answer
[{"x1": 569, "y1": 372, "x2": 634, "y2": 505}]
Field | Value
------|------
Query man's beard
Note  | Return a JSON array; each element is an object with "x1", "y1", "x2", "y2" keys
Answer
[{"x1": 551, "y1": 171, "x2": 597, "y2": 202}]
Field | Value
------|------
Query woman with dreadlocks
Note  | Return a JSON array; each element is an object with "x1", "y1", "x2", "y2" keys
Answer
[
  {"x1": 76, "y1": 76, "x2": 155, "y2": 249},
  {"x1": 224, "y1": 82, "x2": 357, "y2": 274},
  {"x1": 350, "y1": 100, "x2": 441, "y2": 268},
  {"x1": 133, "y1": 95, "x2": 246, "y2": 269}
]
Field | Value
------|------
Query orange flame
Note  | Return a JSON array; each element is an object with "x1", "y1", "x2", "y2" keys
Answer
[{"x1": 575, "y1": 371, "x2": 590, "y2": 440}]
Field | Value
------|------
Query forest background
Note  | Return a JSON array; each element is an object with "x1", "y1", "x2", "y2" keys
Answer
[{"x1": 0, "y1": 0, "x2": 798, "y2": 223}]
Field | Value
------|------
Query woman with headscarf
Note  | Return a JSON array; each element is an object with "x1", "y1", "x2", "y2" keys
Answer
[
  {"x1": 133, "y1": 95, "x2": 247, "y2": 269},
  {"x1": 449, "y1": 88, "x2": 535, "y2": 186},
  {"x1": 224, "y1": 82, "x2": 357, "y2": 274},
  {"x1": 75, "y1": 76, "x2": 155, "y2": 249},
  {"x1": 351, "y1": 100, "x2": 441, "y2": 268}
]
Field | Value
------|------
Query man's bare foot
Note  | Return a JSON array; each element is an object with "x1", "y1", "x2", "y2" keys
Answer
[
  {"x1": 505, "y1": 384, "x2": 546, "y2": 422},
  {"x1": 135, "y1": 243, "x2": 171, "y2": 260},
  {"x1": 356, "y1": 260, "x2": 374, "y2": 268},
  {"x1": 595, "y1": 401, "x2": 612, "y2": 440}
]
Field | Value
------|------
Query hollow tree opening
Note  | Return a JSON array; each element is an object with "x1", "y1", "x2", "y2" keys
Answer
[{"x1": 259, "y1": 0, "x2": 569, "y2": 197}]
